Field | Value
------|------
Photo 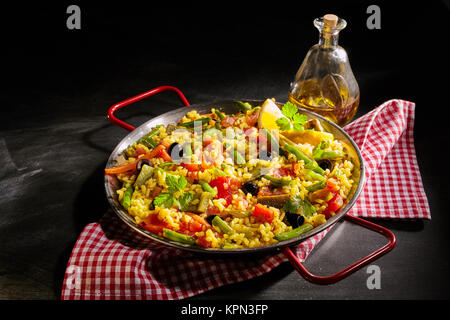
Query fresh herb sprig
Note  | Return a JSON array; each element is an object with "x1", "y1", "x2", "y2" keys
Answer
[
  {"x1": 153, "y1": 174, "x2": 193, "y2": 211},
  {"x1": 276, "y1": 102, "x2": 308, "y2": 132}
]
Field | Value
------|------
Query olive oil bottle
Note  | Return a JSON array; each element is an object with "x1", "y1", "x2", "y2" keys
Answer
[{"x1": 288, "y1": 14, "x2": 359, "y2": 126}]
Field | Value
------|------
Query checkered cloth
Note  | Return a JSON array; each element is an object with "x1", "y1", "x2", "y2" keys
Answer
[{"x1": 61, "y1": 99, "x2": 430, "y2": 300}]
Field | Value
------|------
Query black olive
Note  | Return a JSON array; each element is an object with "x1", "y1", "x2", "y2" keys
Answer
[
  {"x1": 205, "y1": 215, "x2": 217, "y2": 225},
  {"x1": 243, "y1": 181, "x2": 259, "y2": 196},
  {"x1": 136, "y1": 159, "x2": 151, "y2": 171},
  {"x1": 286, "y1": 213, "x2": 305, "y2": 228},
  {"x1": 168, "y1": 142, "x2": 184, "y2": 159},
  {"x1": 317, "y1": 159, "x2": 333, "y2": 171}
]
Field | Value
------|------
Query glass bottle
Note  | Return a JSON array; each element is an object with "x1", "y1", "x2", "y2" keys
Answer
[{"x1": 288, "y1": 14, "x2": 359, "y2": 126}]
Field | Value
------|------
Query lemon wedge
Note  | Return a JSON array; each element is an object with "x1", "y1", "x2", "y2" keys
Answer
[{"x1": 258, "y1": 98, "x2": 288, "y2": 130}]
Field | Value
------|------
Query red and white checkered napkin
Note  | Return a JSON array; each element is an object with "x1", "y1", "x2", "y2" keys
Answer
[{"x1": 61, "y1": 99, "x2": 430, "y2": 300}]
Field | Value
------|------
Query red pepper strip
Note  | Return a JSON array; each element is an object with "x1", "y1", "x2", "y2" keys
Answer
[
  {"x1": 139, "y1": 213, "x2": 168, "y2": 234},
  {"x1": 139, "y1": 222, "x2": 164, "y2": 234},
  {"x1": 180, "y1": 163, "x2": 202, "y2": 172},
  {"x1": 147, "y1": 144, "x2": 166, "y2": 159},
  {"x1": 158, "y1": 149, "x2": 173, "y2": 162},
  {"x1": 104, "y1": 161, "x2": 139, "y2": 175},
  {"x1": 104, "y1": 145, "x2": 166, "y2": 175}
]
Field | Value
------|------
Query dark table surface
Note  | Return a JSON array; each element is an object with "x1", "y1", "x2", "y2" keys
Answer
[{"x1": 1, "y1": 1, "x2": 449, "y2": 300}]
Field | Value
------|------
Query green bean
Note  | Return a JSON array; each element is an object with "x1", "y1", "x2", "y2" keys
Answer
[
  {"x1": 212, "y1": 216, "x2": 234, "y2": 235},
  {"x1": 179, "y1": 117, "x2": 211, "y2": 128},
  {"x1": 197, "y1": 192, "x2": 212, "y2": 213},
  {"x1": 207, "y1": 167, "x2": 227, "y2": 177},
  {"x1": 274, "y1": 223, "x2": 313, "y2": 241},
  {"x1": 260, "y1": 128, "x2": 281, "y2": 155},
  {"x1": 163, "y1": 228, "x2": 197, "y2": 245},
  {"x1": 313, "y1": 149, "x2": 343, "y2": 161},
  {"x1": 306, "y1": 180, "x2": 327, "y2": 192},
  {"x1": 158, "y1": 162, "x2": 176, "y2": 167},
  {"x1": 304, "y1": 169, "x2": 326, "y2": 182},
  {"x1": 249, "y1": 106, "x2": 261, "y2": 114},
  {"x1": 134, "y1": 164, "x2": 155, "y2": 187},
  {"x1": 305, "y1": 162, "x2": 325, "y2": 175},
  {"x1": 121, "y1": 186, "x2": 134, "y2": 210},
  {"x1": 140, "y1": 137, "x2": 158, "y2": 149},
  {"x1": 235, "y1": 100, "x2": 252, "y2": 112},
  {"x1": 284, "y1": 144, "x2": 311, "y2": 164},
  {"x1": 214, "y1": 109, "x2": 225, "y2": 120},
  {"x1": 223, "y1": 209, "x2": 252, "y2": 218},
  {"x1": 262, "y1": 175, "x2": 291, "y2": 187},
  {"x1": 284, "y1": 144, "x2": 324, "y2": 174},
  {"x1": 138, "y1": 126, "x2": 162, "y2": 148},
  {"x1": 199, "y1": 180, "x2": 217, "y2": 197},
  {"x1": 319, "y1": 151, "x2": 343, "y2": 160}
]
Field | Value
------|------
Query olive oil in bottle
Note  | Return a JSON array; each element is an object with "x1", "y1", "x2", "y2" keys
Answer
[{"x1": 288, "y1": 14, "x2": 359, "y2": 126}]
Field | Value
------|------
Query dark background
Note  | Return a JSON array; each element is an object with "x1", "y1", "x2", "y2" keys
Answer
[{"x1": 1, "y1": 0, "x2": 449, "y2": 300}]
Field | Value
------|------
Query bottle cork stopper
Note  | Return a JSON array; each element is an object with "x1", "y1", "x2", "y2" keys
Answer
[{"x1": 323, "y1": 14, "x2": 338, "y2": 27}]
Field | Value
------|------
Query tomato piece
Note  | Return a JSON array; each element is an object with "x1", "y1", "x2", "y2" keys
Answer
[
  {"x1": 328, "y1": 193, "x2": 343, "y2": 212},
  {"x1": 252, "y1": 204, "x2": 274, "y2": 223},
  {"x1": 189, "y1": 220, "x2": 203, "y2": 232},
  {"x1": 323, "y1": 193, "x2": 344, "y2": 218},
  {"x1": 209, "y1": 176, "x2": 241, "y2": 206}
]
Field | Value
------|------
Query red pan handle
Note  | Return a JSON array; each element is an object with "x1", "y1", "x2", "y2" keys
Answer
[
  {"x1": 284, "y1": 214, "x2": 396, "y2": 285},
  {"x1": 107, "y1": 86, "x2": 190, "y2": 131}
]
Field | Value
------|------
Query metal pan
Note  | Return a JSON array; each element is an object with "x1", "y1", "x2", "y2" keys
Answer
[{"x1": 104, "y1": 86, "x2": 396, "y2": 284}]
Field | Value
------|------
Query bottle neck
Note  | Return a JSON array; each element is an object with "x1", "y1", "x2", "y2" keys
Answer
[{"x1": 318, "y1": 32, "x2": 339, "y2": 48}]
